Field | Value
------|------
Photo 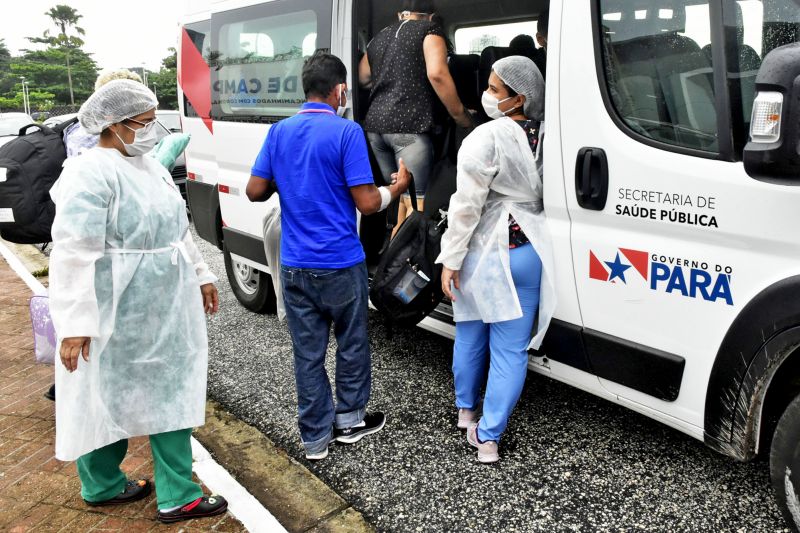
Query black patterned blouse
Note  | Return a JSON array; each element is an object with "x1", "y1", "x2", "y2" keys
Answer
[
  {"x1": 508, "y1": 119, "x2": 542, "y2": 249},
  {"x1": 364, "y1": 20, "x2": 445, "y2": 134}
]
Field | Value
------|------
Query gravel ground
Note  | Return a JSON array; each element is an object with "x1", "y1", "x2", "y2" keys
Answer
[{"x1": 194, "y1": 229, "x2": 791, "y2": 533}]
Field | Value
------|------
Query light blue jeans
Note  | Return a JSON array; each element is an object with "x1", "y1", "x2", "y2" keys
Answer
[
  {"x1": 452, "y1": 243, "x2": 543, "y2": 443},
  {"x1": 367, "y1": 132, "x2": 434, "y2": 198}
]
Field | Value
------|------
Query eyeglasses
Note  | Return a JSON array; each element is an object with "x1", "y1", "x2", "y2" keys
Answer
[{"x1": 124, "y1": 117, "x2": 157, "y2": 133}]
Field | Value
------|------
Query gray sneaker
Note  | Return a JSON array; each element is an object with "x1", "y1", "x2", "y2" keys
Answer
[
  {"x1": 457, "y1": 408, "x2": 478, "y2": 430},
  {"x1": 305, "y1": 447, "x2": 328, "y2": 461},
  {"x1": 466, "y1": 423, "x2": 499, "y2": 463}
]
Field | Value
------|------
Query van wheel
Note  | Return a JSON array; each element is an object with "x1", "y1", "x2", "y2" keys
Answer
[
  {"x1": 222, "y1": 242, "x2": 277, "y2": 314},
  {"x1": 770, "y1": 392, "x2": 800, "y2": 531}
]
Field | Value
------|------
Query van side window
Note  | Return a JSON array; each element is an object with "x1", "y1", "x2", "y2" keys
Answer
[
  {"x1": 183, "y1": 21, "x2": 211, "y2": 119},
  {"x1": 210, "y1": 0, "x2": 332, "y2": 122},
  {"x1": 599, "y1": 1, "x2": 719, "y2": 153},
  {"x1": 722, "y1": 0, "x2": 800, "y2": 156}
]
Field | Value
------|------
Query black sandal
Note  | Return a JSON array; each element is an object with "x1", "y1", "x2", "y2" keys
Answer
[
  {"x1": 157, "y1": 495, "x2": 228, "y2": 523},
  {"x1": 84, "y1": 478, "x2": 151, "y2": 507}
]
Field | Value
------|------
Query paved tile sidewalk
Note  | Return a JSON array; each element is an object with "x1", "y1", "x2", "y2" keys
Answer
[{"x1": 0, "y1": 256, "x2": 246, "y2": 532}]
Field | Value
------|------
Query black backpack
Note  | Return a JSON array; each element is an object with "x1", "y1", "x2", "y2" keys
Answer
[
  {"x1": 369, "y1": 165, "x2": 451, "y2": 333},
  {"x1": 0, "y1": 118, "x2": 77, "y2": 244}
]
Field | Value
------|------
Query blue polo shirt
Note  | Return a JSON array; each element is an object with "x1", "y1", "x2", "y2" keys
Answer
[{"x1": 251, "y1": 102, "x2": 375, "y2": 269}]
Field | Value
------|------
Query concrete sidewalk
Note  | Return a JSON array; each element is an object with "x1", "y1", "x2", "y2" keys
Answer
[{"x1": 0, "y1": 255, "x2": 246, "y2": 532}]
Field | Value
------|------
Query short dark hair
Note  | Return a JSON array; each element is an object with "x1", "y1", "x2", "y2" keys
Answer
[
  {"x1": 302, "y1": 51, "x2": 347, "y2": 99},
  {"x1": 509, "y1": 34, "x2": 535, "y2": 50},
  {"x1": 401, "y1": 0, "x2": 435, "y2": 13},
  {"x1": 538, "y1": 9, "x2": 549, "y2": 37}
]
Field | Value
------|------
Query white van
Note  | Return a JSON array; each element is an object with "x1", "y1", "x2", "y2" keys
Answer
[{"x1": 178, "y1": 0, "x2": 800, "y2": 527}]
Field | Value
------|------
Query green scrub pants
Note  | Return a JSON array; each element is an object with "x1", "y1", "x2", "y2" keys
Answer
[{"x1": 77, "y1": 428, "x2": 203, "y2": 510}]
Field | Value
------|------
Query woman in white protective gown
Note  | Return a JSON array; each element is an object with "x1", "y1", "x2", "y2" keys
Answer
[
  {"x1": 48, "y1": 79, "x2": 228, "y2": 523},
  {"x1": 437, "y1": 56, "x2": 556, "y2": 464}
]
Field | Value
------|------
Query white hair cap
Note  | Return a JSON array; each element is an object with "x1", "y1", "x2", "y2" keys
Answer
[
  {"x1": 78, "y1": 79, "x2": 158, "y2": 134},
  {"x1": 492, "y1": 55, "x2": 545, "y2": 121}
]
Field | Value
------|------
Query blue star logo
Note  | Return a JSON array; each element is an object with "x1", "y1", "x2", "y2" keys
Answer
[{"x1": 605, "y1": 253, "x2": 632, "y2": 283}]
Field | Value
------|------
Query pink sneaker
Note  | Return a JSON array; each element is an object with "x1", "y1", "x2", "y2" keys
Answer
[
  {"x1": 466, "y1": 423, "x2": 499, "y2": 463},
  {"x1": 457, "y1": 408, "x2": 478, "y2": 430}
]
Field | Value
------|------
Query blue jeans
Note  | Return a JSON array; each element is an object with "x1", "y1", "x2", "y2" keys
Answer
[
  {"x1": 281, "y1": 262, "x2": 371, "y2": 454},
  {"x1": 452, "y1": 243, "x2": 543, "y2": 443},
  {"x1": 367, "y1": 132, "x2": 433, "y2": 198}
]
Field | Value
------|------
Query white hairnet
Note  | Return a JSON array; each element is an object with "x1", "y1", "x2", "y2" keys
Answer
[
  {"x1": 78, "y1": 79, "x2": 158, "y2": 134},
  {"x1": 493, "y1": 56, "x2": 544, "y2": 121}
]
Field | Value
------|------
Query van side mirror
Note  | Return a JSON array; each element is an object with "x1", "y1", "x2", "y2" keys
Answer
[{"x1": 743, "y1": 42, "x2": 800, "y2": 183}]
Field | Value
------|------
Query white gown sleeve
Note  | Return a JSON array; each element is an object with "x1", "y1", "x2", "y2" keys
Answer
[
  {"x1": 182, "y1": 230, "x2": 218, "y2": 286},
  {"x1": 49, "y1": 161, "x2": 111, "y2": 340},
  {"x1": 436, "y1": 128, "x2": 498, "y2": 271}
]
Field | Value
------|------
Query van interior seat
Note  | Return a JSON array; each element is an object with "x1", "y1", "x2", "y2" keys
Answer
[
  {"x1": 479, "y1": 45, "x2": 542, "y2": 91},
  {"x1": 702, "y1": 0, "x2": 762, "y2": 73},
  {"x1": 449, "y1": 54, "x2": 481, "y2": 112},
  {"x1": 610, "y1": 26, "x2": 717, "y2": 147},
  {"x1": 480, "y1": 46, "x2": 519, "y2": 92}
]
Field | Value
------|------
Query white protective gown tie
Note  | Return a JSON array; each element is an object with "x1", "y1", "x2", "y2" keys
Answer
[{"x1": 105, "y1": 240, "x2": 193, "y2": 266}]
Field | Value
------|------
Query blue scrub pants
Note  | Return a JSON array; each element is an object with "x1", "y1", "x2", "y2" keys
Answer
[{"x1": 453, "y1": 243, "x2": 542, "y2": 443}]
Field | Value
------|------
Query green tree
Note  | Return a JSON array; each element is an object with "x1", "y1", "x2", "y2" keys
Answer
[
  {"x1": 0, "y1": 40, "x2": 17, "y2": 108},
  {"x1": 11, "y1": 46, "x2": 96, "y2": 106},
  {"x1": 0, "y1": 39, "x2": 10, "y2": 68},
  {"x1": 29, "y1": 5, "x2": 86, "y2": 105},
  {"x1": 149, "y1": 48, "x2": 178, "y2": 110}
]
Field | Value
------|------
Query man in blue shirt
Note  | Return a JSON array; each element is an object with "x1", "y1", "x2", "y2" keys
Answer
[{"x1": 246, "y1": 52, "x2": 411, "y2": 460}]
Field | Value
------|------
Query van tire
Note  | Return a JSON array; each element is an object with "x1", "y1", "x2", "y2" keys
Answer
[
  {"x1": 222, "y1": 242, "x2": 277, "y2": 314},
  {"x1": 770, "y1": 392, "x2": 800, "y2": 532}
]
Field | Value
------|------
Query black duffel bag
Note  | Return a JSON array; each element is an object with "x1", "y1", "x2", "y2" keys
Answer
[
  {"x1": 369, "y1": 178, "x2": 448, "y2": 332},
  {"x1": 0, "y1": 117, "x2": 77, "y2": 244}
]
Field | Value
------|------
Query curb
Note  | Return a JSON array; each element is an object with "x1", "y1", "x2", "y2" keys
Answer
[
  {"x1": 195, "y1": 401, "x2": 375, "y2": 533},
  {"x1": 0, "y1": 238, "x2": 49, "y2": 277}
]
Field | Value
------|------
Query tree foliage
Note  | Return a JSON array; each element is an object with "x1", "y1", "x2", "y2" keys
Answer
[
  {"x1": 148, "y1": 48, "x2": 178, "y2": 110},
  {"x1": 0, "y1": 4, "x2": 178, "y2": 114},
  {"x1": 27, "y1": 4, "x2": 87, "y2": 104}
]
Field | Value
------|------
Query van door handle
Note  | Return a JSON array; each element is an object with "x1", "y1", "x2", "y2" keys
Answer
[{"x1": 575, "y1": 147, "x2": 609, "y2": 211}]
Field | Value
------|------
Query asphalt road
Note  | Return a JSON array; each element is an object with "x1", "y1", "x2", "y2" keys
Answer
[{"x1": 195, "y1": 230, "x2": 791, "y2": 533}]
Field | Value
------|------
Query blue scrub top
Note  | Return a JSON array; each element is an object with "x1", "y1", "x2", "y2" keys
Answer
[{"x1": 251, "y1": 102, "x2": 375, "y2": 269}]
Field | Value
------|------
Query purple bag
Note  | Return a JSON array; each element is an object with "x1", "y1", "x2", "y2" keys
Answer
[{"x1": 29, "y1": 295, "x2": 56, "y2": 365}]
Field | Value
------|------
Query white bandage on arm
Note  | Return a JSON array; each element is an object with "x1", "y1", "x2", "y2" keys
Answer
[{"x1": 378, "y1": 186, "x2": 392, "y2": 212}]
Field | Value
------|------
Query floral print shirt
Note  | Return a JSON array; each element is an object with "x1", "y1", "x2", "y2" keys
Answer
[{"x1": 508, "y1": 119, "x2": 541, "y2": 249}]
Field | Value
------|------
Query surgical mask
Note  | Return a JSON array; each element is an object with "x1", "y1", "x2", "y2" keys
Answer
[
  {"x1": 114, "y1": 120, "x2": 158, "y2": 156},
  {"x1": 336, "y1": 84, "x2": 348, "y2": 118},
  {"x1": 481, "y1": 92, "x2": 517, "y2": 120}
]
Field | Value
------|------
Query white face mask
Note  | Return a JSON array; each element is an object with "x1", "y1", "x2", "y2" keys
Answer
[
  {"x1": 336, "y1": 84, "x2": 348, "y2": 118},
  {"x1": 481, "y1": 92, "x2": 517, "y2": 120},
  {"x1": 115, "y1": 120, "x2": 159, "y2": 156}
]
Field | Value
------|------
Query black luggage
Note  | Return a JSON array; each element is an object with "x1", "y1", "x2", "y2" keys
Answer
[
  {"x1": 369, "y1": 179, "x2": 448, "y2": 331},
  {"x1": 0, "y1": 118, "x2": 77, "y2": 244}
]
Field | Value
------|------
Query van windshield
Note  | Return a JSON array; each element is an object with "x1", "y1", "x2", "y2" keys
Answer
[
  {"x1": 598, "y1": 0, "x2": 800, "y2": 157},
  {"x1": 724, "y1": 0, "x2": 800, "y2": 154}
]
